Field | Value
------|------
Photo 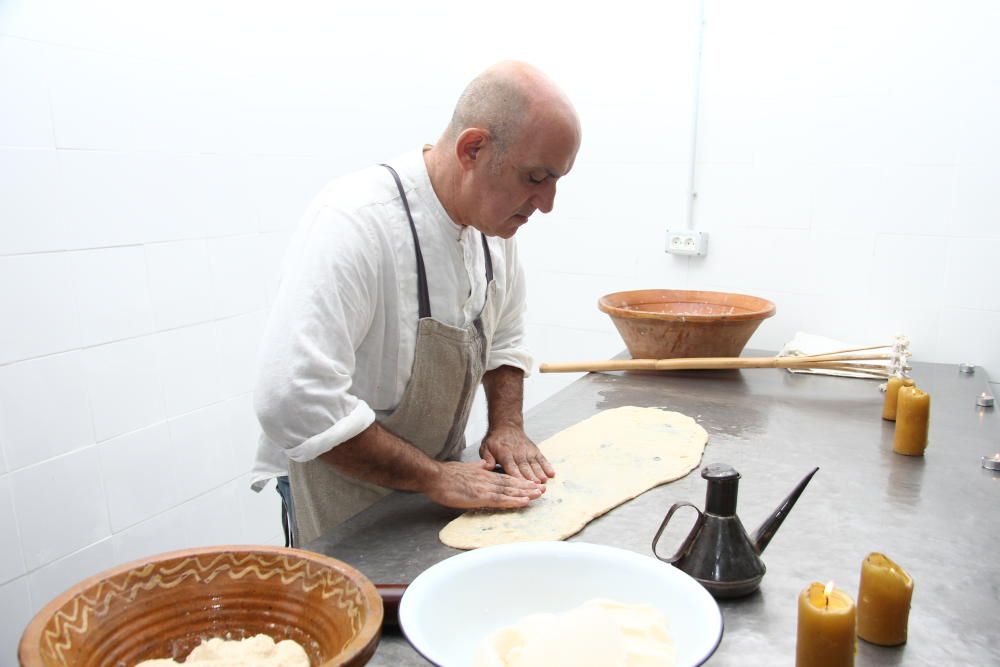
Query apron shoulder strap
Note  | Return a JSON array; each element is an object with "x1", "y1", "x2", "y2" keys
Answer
[
  {"x1": 381, "y1": 163, "x2": 431, "y2": 319},
  {"x1": 480, "y1": 233, "x2": 494, "y2": 283}
]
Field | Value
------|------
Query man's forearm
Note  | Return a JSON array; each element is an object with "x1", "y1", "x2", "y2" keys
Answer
[
  {"x1": 483, "y1": 365, "x2": 526, "y2": 430},
  {"x1": 320, "y1": 417, "x2": 544, "y2": 510},
  {"x1": 320, "y1": 422, "x2": 440, "y2": 493}
]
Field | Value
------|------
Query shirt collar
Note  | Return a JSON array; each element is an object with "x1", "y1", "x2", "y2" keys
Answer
[{"x1": 403, "y1": 148, "x2": 466, "y2": 241}]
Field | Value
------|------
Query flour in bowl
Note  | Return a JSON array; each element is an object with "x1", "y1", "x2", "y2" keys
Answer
[
  {"x1": 474, "y1": 598, "x2": 676, "y2": 667},
  {"x1": 135, "y1": 633, "x2": 309, "y2": 667}
]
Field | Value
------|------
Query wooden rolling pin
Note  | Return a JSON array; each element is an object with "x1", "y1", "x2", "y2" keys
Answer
[{"x1": 539, "y1": 352, "x2": 894, "y2": 375}]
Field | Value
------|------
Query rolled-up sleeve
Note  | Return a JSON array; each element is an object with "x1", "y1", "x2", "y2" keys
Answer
[
  {"x1": 486, "y1": 238, "x2": 533, "y2": 376},
  {"x1": 253, "y1": 205, "x2": 380, "y2": 462}
]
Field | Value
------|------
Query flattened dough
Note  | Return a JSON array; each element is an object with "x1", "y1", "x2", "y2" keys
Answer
[{"x1": 440, "y1": 406, "x2": 707, "y2": 549}]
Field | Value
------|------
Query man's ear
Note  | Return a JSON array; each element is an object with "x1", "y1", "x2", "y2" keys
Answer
[{"x1": 455, "y1": 128, "x2": 491, "y2": 170}]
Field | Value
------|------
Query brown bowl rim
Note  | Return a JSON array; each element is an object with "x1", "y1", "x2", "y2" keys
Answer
[
  {"x1": 598, "y1": 289, "x2": 776, "y2": 322},
  {"x1": 18, "y1": 544, "x2": 383, "y2": 667}
]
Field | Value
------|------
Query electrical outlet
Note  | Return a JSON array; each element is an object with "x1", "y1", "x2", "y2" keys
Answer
[{"x1": 666, "y1": 230, "x2": 709, "y2": 256}]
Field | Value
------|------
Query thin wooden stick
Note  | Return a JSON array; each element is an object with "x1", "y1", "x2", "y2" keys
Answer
[
  {"x1": 799, "y1": 344, "x2": 892, "y2": 357},
  {"x1": 538, "y1": 352, "x2": 894, "y2": 374},
  {"x1": 780, "y1": 352, "x2": 891, "y2": 363},
  {"x1": 795, "y1": 363, "x2": 891, "y2": 378}
]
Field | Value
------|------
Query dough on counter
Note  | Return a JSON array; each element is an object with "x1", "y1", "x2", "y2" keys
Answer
[
  {"x1": 135, "y1": 633, "x2": 309, "y2": 667},
  {"x1": 474, "y1": 598, "x2": 676, "y2": 667},
  {"x1": 440, "y1": 406, "x2": 707, "y2": 549}
]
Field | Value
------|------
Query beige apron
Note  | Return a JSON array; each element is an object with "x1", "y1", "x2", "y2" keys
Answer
[{"x1": 289, "y1": 164, "x2": 499, "y2": 545}]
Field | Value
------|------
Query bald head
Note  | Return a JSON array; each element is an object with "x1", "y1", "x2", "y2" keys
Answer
[
  {"x1": 444, "y1": 61, "x2": 578, "y2": 161},
  {"x1": 424, "y1": 62, "x2": 581, "y2": 237}
]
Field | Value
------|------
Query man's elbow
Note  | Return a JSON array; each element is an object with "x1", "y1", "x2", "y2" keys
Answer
[{"x1": 252, "y1": 379, "x2": 298, "y2": 448}]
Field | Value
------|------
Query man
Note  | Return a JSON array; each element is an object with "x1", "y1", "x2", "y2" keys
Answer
[{"x1": 252, "y1": 61, "x2": 582, "y2": 546}]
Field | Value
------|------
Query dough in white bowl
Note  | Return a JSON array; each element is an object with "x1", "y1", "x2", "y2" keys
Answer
[{"x1": 474, "y1": 598, "x2": 676, "y2": 667}]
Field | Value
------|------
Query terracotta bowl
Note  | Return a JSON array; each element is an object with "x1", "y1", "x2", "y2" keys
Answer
[
  {"x1": 19, "y1": 546, "x2": 382, "y2": 667},
  {"x1": 599, "y1": 289, "x2": 776, "y2": 359}
]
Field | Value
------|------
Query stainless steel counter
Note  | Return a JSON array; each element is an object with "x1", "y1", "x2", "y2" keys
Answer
[{"x1": 307, "y1": 355, "x2": 999, "y2": 666}]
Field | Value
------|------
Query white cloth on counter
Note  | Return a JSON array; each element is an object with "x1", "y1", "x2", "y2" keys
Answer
[
  {"x1": 778, "y1": 332, "x2": 890, "y2": 379},
  {"x1": 251, "y1": 149, "x2": 532, "y2": 490}
]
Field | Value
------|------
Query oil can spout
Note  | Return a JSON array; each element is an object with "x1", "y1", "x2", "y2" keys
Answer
[{"x1": 752, "y1": 467, "x2": 819, "y2": 554}]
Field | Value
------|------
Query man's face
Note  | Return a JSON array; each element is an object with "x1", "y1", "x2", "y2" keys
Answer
[{"x1": 463, "y1": 112, "x2": 581, "y2": 239}]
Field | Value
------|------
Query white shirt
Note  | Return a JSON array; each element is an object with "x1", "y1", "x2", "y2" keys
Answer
[{"x1": 251, "y1": 150, "x2": 532, "y2": 489}]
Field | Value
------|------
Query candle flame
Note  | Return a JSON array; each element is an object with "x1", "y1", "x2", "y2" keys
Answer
[{"x1": 824, "y1": 581, "x2": 834, "y2": 597}]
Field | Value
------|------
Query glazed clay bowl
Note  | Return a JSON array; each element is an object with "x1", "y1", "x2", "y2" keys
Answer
[
  {"x1": 19, "y1": 545, "x2": 382, "y2": 667},
  {"x1": 599, "y1": 289, "x2": 776, "y2": 359}
]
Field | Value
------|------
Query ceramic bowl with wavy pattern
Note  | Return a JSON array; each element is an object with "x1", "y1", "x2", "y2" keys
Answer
[{"x1": 18, "y1": 545, "x2": 382, "y2": 667}]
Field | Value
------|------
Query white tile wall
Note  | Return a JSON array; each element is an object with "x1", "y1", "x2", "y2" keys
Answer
[
  {"x1": 99, "y1": 423, "x2": 180, "y2": 532},
  {"x1": 10, "y1": 446, "x2": 110, "y2": 570},
  {"x1": 957, "y1": 96, "x2": 1000, "y2": 167},
  {"x1": 0, "y1": 150, "x2": 71, "y2": 255},
  {"x1": 1, "y1": 2, "x2": 999, "y2": 655},
  {"x1": 870, "y1": 235, "x2": 951, "y2": 307},
  {"x1": 945, "y1": 238, "x2": 1000, "y2": 312},
  {"x1": 152, "y1": 322, "x2": 224, "y2": 418},
  {"x1": 167, "y1": 403, "x2": 237, "y2": 502},
  {"x1": 215, "y1": 312, "x2": 267, "y2": 399},
  {"x1": 0, "y1": 252, "x2": 83, "y2": 364},
  {"x1": 47, "y1": 45, "x2": 245, "y2": 155},
  {"x1": 144, "y1": 240, "x2": 217, "y2": 330},
  {"x1": 524, "y1": 269, "x2": 635, "y2": 332},
  {"x1": 522, "y1": 323, "x2": 622, "y2": 412},
  {"x1": 69, "y1": 245, "x2": 154, "y2": 347},
  {"x1": 936, "y1": 308, "x2": 1000, "y2": 372},
  {"x1": 111, "y1": 506, "x2": 194, "y2": 565},
  {"x1": 179, "y1": 480, "x2": 248, "y2": 548},
  {"x1": 0, "y1": 577, "x2": 33, "y2": 667},
  {"x1": 209, "y1": 235, "x2": 268, "y2": 318},
  {"x1": 0, "y1": 37, "x2": 53, "y2": 149},
  {"x1": 27, "y1": 538, "x2": 114, "y2": 613},
  {"x1": 0, "y1": 475, "x2": 26, "y2": 584},
  {"x1": 81, "y1": 336, "x2": 165, "y2": 442},
  {"x1": 805, "y1": 230, "x2": 875, "y2": 298},
  {"x1": 952, "y1": 166, "x2": 1000, "y2": 237},
  {"x1": 249, "y1": 156, "x2": 339, "y2": 233},
  {"x1": 56, "y1": 151, "x2": 258, "y2": 248},
  {"x1": 0, "y1": 352, "x2": 94, "y2": 470}
]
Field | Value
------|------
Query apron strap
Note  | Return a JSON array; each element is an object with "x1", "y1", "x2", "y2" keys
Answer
[
  {"x1": 381, "y1": 163, "x2": 432, "y2": 319},
  {"x1": 481, "y1": 233, "x2": 493, "y2": 283},
  {"x1": 381, "y1": 163, "x2": 494, "y2": 317}
]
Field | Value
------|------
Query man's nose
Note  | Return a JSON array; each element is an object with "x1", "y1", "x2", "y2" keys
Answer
[{"x1": 532, "y1": 180, "x2": 557, "y2": 214}]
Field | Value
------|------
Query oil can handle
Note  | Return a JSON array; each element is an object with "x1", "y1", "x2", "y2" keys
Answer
[{"x1": 651, "y1": 502, "x2": 704, "y2": 564}]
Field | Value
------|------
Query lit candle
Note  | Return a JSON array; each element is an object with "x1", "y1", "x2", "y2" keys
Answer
[
  {"x1": 881, "y1": 377, "x2": 914, "y2": 421},
  {"x1": 892, "y1": 386, "x2": 930, "y2": 456},
  {"x1": 796, "y1": 581, "x2": 856, "y2": 667},
  {"x1": 857, "y1": 553, "x2": 913, "y2": 646}
]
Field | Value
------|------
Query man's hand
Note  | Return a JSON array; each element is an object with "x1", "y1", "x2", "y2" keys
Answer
[
  {"x1": 423, "y1": 460, "x2": 544, "y2": 509},
  {"x1": 479, "y1": 424, "x2": 555, "y2": 484}
]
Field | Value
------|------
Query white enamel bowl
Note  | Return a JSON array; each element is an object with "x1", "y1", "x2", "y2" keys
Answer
[{"x1": 399, "y1": 541, "x2": 723, "y2": 667}]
